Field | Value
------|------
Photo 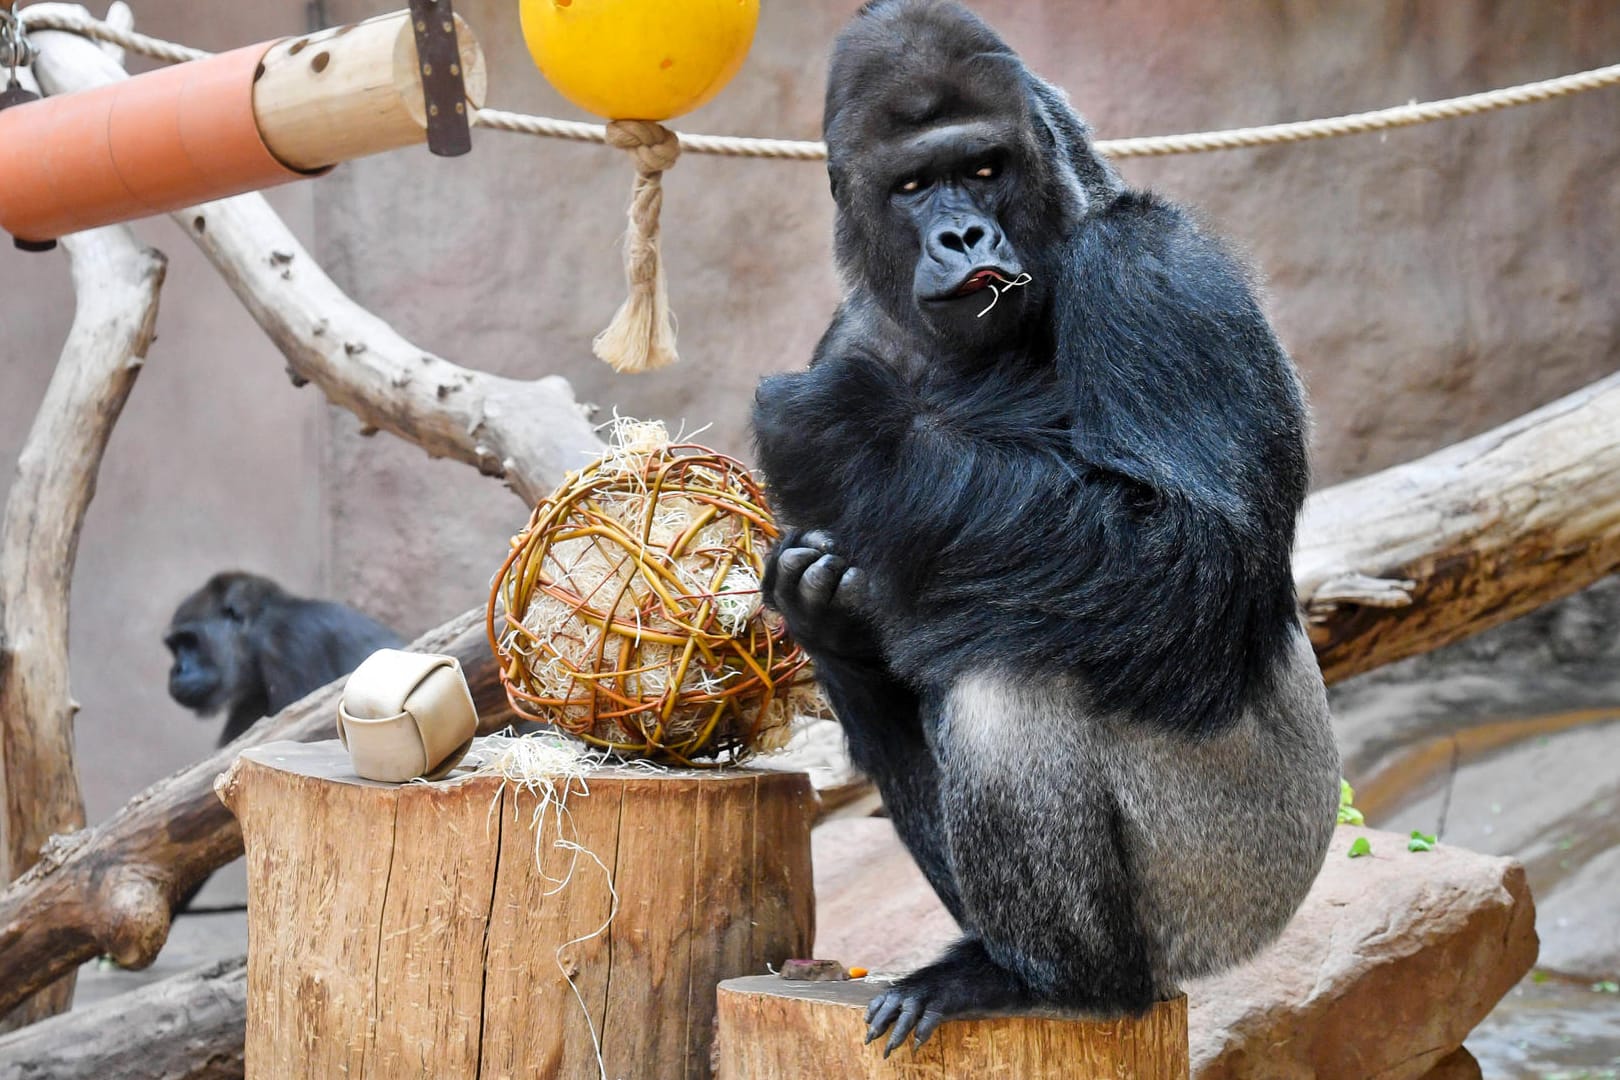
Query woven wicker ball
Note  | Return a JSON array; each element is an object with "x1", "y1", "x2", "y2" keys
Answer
[{"x1": 487, "y1": 422, "x2": 811, "y2": 762}]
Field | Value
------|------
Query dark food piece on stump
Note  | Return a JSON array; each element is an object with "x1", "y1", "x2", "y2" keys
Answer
[{"x1": 779, "y1": 958, "x2": 851, "y2": 982}]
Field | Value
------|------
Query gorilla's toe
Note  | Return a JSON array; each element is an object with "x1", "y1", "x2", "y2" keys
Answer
[{"x1": 862, "y1": 937, "x2": 1031, "y2": 1055}]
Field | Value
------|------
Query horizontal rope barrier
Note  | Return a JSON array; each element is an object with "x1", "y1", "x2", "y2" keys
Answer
[{"x1": 19, "y1": 7, "x2": 1620, "y2": 161}]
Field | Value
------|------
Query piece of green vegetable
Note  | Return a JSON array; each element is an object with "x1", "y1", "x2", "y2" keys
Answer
[
  {"x1": 1348, "y1": 836, "x2": 1372, "y2": 858},
  {"x1": 1337, "y1": 778, "x2": 1365, "y2": 826},
  {"x1": 1408, "y1": 830, "x2": 1437, "y2": 853}
]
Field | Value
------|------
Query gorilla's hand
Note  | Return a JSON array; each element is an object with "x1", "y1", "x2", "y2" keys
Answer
[{"x1": 764, "y1": 529, "x2": 882, "y2": 661}]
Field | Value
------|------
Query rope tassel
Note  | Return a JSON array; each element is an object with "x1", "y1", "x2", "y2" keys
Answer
[{"x1": 594, "y1": 120, "x2": 681, "y2": 374}]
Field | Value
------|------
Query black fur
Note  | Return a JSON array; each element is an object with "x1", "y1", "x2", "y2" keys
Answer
[
  {"x1": 752, "y1": 0, "x2": 1337, "y2": 1053},
  {"x1": 164, "y1": 571, "x2": 401, "y2": 746}
]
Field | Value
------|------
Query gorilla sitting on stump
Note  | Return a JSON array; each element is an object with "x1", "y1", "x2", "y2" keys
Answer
[{"x1": 753, "y1": 0, "x2": 1340, "y2": 1055}]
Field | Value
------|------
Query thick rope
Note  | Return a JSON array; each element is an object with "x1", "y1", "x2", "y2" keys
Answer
[
  {"x1": 19, "y1": 7, "x2": 1620, "y2": 162},
  {"x1": 20, "y1": 5, "x2": 203, "y2": 63},
  {"x1": 594, "y1": 120, "x2": 681, "y2": 373}
]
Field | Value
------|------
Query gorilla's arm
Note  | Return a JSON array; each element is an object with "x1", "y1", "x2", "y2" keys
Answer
[
  {"x1": 764, "y1": 531, "x2": 966, "y2": 921},
  {"x1": 757, "y1": 193, "x2": 1307, "y2": 735}
]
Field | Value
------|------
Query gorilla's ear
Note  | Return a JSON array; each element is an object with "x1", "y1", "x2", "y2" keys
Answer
[{"x1": 1026, "y1": 75, "x2": 1124, "y2": 209}]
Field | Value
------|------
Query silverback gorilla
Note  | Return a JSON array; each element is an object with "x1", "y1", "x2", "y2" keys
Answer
[
  {"x1": 165, "y1": 572, "x2": 400, "y2": 746},
  {"x1": 752, "y1": 0, "x2": 1340, "y2": 1054}
]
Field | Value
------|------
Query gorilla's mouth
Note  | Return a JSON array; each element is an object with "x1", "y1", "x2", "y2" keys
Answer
[{"x1": 952, "y1": 268, "x2": 1013, "y2": 298}]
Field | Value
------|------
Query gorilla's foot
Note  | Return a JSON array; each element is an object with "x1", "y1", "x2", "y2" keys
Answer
[{"x1": 863, "y1": 936, "x2": 1031, "y2": 1056}]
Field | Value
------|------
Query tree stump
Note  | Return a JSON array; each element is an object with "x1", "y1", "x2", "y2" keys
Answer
[
  {"x1": 216, "y1": 740, "x2": 815, "y2": 1079},
  {"x1": 714, "y1": 976, "x2": 1189, "y2": 1079}
]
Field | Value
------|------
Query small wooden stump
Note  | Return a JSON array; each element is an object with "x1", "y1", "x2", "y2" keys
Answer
[
  {"x1": 217, "y1": 739, "x2": 815, "y2": 1079},
  {"x1": 715, "y1": 976, "x2": 1189, "y2": 1079}
]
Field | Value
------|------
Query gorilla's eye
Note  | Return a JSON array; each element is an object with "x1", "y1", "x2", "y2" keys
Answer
[
  {"x1": 972, "y1": 162, "x2": 998, "y2": 180},
  {"x1": 894, "y1": 177, "x2": 924, "y2": 195}
]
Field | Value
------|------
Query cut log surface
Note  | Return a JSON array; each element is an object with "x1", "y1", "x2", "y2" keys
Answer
[
  {"x1": 715, "y1": 975, "x2": 1189, "y2": 1079},
  {"x1": 217, "y1": 739, "x2": 815, "y2": 1080}
]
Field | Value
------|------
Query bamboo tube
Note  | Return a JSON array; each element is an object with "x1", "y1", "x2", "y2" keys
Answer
[{"x1": 252, "y1": 11, "x2": 487, "y2": 172}]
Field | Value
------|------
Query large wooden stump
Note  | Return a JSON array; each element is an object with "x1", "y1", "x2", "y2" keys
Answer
[
  {"x1": 715, "y1": 976, "x2": 1189, "y2": 1079},
  {"x1": 217, "y1": 740, "x2": 815, "y2": 1079}
]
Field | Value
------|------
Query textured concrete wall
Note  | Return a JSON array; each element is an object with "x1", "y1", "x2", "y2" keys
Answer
[{"x1": 0, "y1": 1, "x2": 1616, "y2": 826}]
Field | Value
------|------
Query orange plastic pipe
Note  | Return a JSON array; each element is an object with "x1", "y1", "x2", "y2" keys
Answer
[{"x1": 0, "y1": 43, "x2": 319, "y2": 244}]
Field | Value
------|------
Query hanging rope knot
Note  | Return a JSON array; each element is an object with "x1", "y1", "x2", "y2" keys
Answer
[
  {"x1": 593, "y1": 121, "x2": 682, "y2": 374},
  {"x1": 604, "y1": 119, "x2": 681, "y2": 175}
]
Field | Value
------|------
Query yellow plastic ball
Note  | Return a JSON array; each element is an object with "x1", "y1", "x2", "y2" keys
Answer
[{"x1": 520, "y1": 0, "x2": 760, "y2": 122}]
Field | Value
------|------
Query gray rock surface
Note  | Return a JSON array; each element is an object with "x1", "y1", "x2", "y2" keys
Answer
[{"x1": 1332, "y1": 576, "x2": 1620, "y2": 980}]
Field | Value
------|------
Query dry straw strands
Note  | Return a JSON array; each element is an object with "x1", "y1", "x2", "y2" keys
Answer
[{"x1": 487, "y1": 421, "x2": 811, "y2": 762}]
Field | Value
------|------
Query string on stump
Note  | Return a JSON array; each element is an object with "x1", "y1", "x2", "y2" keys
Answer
[{"x1": 594, "y1": 120, "x2": 682, "y2": 374}]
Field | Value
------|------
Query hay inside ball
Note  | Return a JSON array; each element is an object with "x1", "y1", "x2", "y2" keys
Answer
[{"x1": 487, "y1": 421, "x2": 812, "y2": 762}]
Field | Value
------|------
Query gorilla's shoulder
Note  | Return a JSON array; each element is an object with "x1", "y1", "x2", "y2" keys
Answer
[
  {"x1": 1082, "y1": 190, "x2": 1223, "y2": 256},
  {"x1": 814, "y1": 293, "x2": 912, "y2": 367},
  {"x1": 1070, "y1": 189, "x2": 1263, "y2": 314}
]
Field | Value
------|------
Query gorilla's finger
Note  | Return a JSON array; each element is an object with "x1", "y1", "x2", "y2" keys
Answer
[
  {"x1": 834, "y1": 566, "x2": 869, "y2": 610},
  {"x1": 764, "y1": 547, "x2": 819, "y2": 610},
  {"x1": 774, "y1": 546, "x2": 821, "y2": 583},
  {"x1": 913, "y1": 1008, "x2": 946, "y2": 1048},
  {"x1": 801, "y1": 529, "x2": 838, "y2": 554},
  {"x1": 865, "y1": 991, "x2": 902, "y2": 1044},
  {"x1": 884, "y1": 996, "x2": 925, "y2": 1057},
  {"x1": 799, "y1": 554, "x2": 847, "y2": 607}
]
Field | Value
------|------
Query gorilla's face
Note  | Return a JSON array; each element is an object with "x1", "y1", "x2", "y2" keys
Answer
[
  {"x1": 164, "y1": 573, "x2": 277, "y2": 716},
  {"x1": 823, "y1": 4, "x2": 1087, "y2": 360},
  {"x1": 885, "y1": 121, "x2": 1032, "y2": 341}
]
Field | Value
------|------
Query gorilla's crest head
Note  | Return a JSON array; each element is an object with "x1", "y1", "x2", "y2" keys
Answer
[
  {"x1": 164, "y1": 571, "x2": 284, "y2": 715},
  {"x1": 824, "y1": 0, "x2": 1120, "y2": 356}
]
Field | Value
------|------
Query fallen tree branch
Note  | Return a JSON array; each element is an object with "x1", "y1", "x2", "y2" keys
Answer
[
  {"x1": 30, "y1": 15, "x2": 603, "y2": 505},
  {"x1": 0, "y1": 957, "x2": 246, "y2": 1080},
  {"x1": 0, "y1": 608, "x2": 514, "y2": 1019},
  {"x1": 0, "y1": 217, "x2": 165, "y2": 1029},
  {"x1": 1299, "y1": 368, "x2": 1620, "y2": 683}
]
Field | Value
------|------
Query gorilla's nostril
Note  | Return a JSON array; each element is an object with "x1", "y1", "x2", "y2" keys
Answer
[
  {"x1": 939, "y1": 230, "x2": 966, "y2": 254},
  {"x1": 962, "y1": 226, "x2": 985, "y2": 249}
]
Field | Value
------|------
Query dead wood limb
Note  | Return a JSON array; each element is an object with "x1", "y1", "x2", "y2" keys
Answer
[
  {"x1": 1299, "y1": 368, "x2": 1620, "y2": 683},
  {"x1": 0, "y1": 957, "x2": 246, "y2": 1080},
  {"x1": 0, "y1": 608, "x2": 515, "y2": 1021},
  {"x1": 0, "y1": 221, "x2": 166, "y2": 1029},
  {"x1": 30, "y1": 16, "x2": 604, "y2": 506}
]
